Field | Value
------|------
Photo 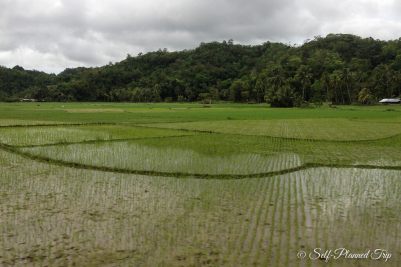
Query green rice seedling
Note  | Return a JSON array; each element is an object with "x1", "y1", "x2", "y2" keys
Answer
[
  {"x1": 0, "y1": 125, "x2": 194, "y2": 146},
  {"x1": 18, "y1": 129, "x2": 401, "y2": 177},
  {"x1": 0, "y1": 119, "x2": 64, "y2": 126},
  {"x1": 1, "y1": 102, "x2": 401, "y2": 125},
  {"x1": 21, "y1": 141, "x2": 302, "y2": 175},
  {"x1": 147, "y1": 118, "x2": 401, "y2": 141},
  {"x1": 1, "y1": 103, "x2": 401, "y2": 266},
  {"x1": 0, "y1": 149, "x2": 400, "y2": 266}
]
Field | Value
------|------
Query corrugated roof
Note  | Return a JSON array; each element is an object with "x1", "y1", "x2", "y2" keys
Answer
[{"x1": 379, "y1": 98, "x2": 401, "y2": 103}]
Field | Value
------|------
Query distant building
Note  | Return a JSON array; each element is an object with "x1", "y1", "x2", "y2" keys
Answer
[
  {"x1": 379, "y1": 98, "x2": 401, "y2": 104},
  {"x1": 20, "y1": 98, "x2": 37, "y2": 102}
]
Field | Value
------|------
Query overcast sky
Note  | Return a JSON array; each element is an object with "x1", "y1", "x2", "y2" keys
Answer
[{"x1": 1, "y1": 0, "x2": 401, "y2": 73}]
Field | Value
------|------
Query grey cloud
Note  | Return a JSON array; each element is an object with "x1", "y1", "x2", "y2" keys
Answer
[{"x1": 0, "y1": 0, "x2": 400, "y2": 73}]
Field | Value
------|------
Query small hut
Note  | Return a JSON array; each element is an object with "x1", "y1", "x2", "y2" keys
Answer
[{"x1": 379, "y1": 98, "x2": 401, "y2": 104}]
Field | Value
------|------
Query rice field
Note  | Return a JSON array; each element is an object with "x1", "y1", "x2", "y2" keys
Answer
[
  {"x1": 0, "y1": 103, "x2": 400, "y2": 266},
  {"x1": 21, "y1": 142, "x2": 302, "y2": 175},
  {"x1": 147, "y1": 118, "x2": 401, "y2": 141},
  {"x1": 0, "y1": 125, "x2": 192, "y2": 146}
]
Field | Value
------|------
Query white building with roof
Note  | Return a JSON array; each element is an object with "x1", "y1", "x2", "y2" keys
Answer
[{"x1": 379, "y1": 98, "x2": 400, "y2": 104}]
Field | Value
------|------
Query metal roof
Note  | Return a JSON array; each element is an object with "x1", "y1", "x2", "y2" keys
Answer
[{"x1": 379, "y1": 98, "x2": 401, "y2": 103}]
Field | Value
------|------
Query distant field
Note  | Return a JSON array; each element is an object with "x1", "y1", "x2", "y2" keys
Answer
[
  {"x1": 147, "y1": 118, "x2": 401, "y2": 141},
  {"x1": 0, "y1": 102, "x2": 400, "y2": 266},
  {"x1": 1, "y1": 102, "x2": 401, "y2": 124}
]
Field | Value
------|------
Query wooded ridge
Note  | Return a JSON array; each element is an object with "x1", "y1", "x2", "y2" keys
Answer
[{"x1": 1, "y1": 34, "x2": 401, "y2": 106}]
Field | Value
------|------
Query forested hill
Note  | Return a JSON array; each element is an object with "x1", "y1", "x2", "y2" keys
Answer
[{"x1": 1, "y1": 34, "x2": 401, "y2": 106}]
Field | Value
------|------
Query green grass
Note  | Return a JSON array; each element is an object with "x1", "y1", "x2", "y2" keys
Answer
[{"x1": 0, "y1": 102, "x2": 401, "y2": 266}]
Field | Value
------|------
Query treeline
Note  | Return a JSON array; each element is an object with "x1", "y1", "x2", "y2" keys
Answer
[{"x1": 1, "y1": 34, "x2": 401, "y2": 106}]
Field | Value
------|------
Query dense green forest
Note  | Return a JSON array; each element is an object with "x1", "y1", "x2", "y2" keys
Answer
[{"x1": 1, "y1": 34, "x2": 401, "y2": 106}]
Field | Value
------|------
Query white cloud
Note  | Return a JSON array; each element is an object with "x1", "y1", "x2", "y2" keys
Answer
[{"x1": 0, "y1": 0, "x2": 400, "y2": 73}]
